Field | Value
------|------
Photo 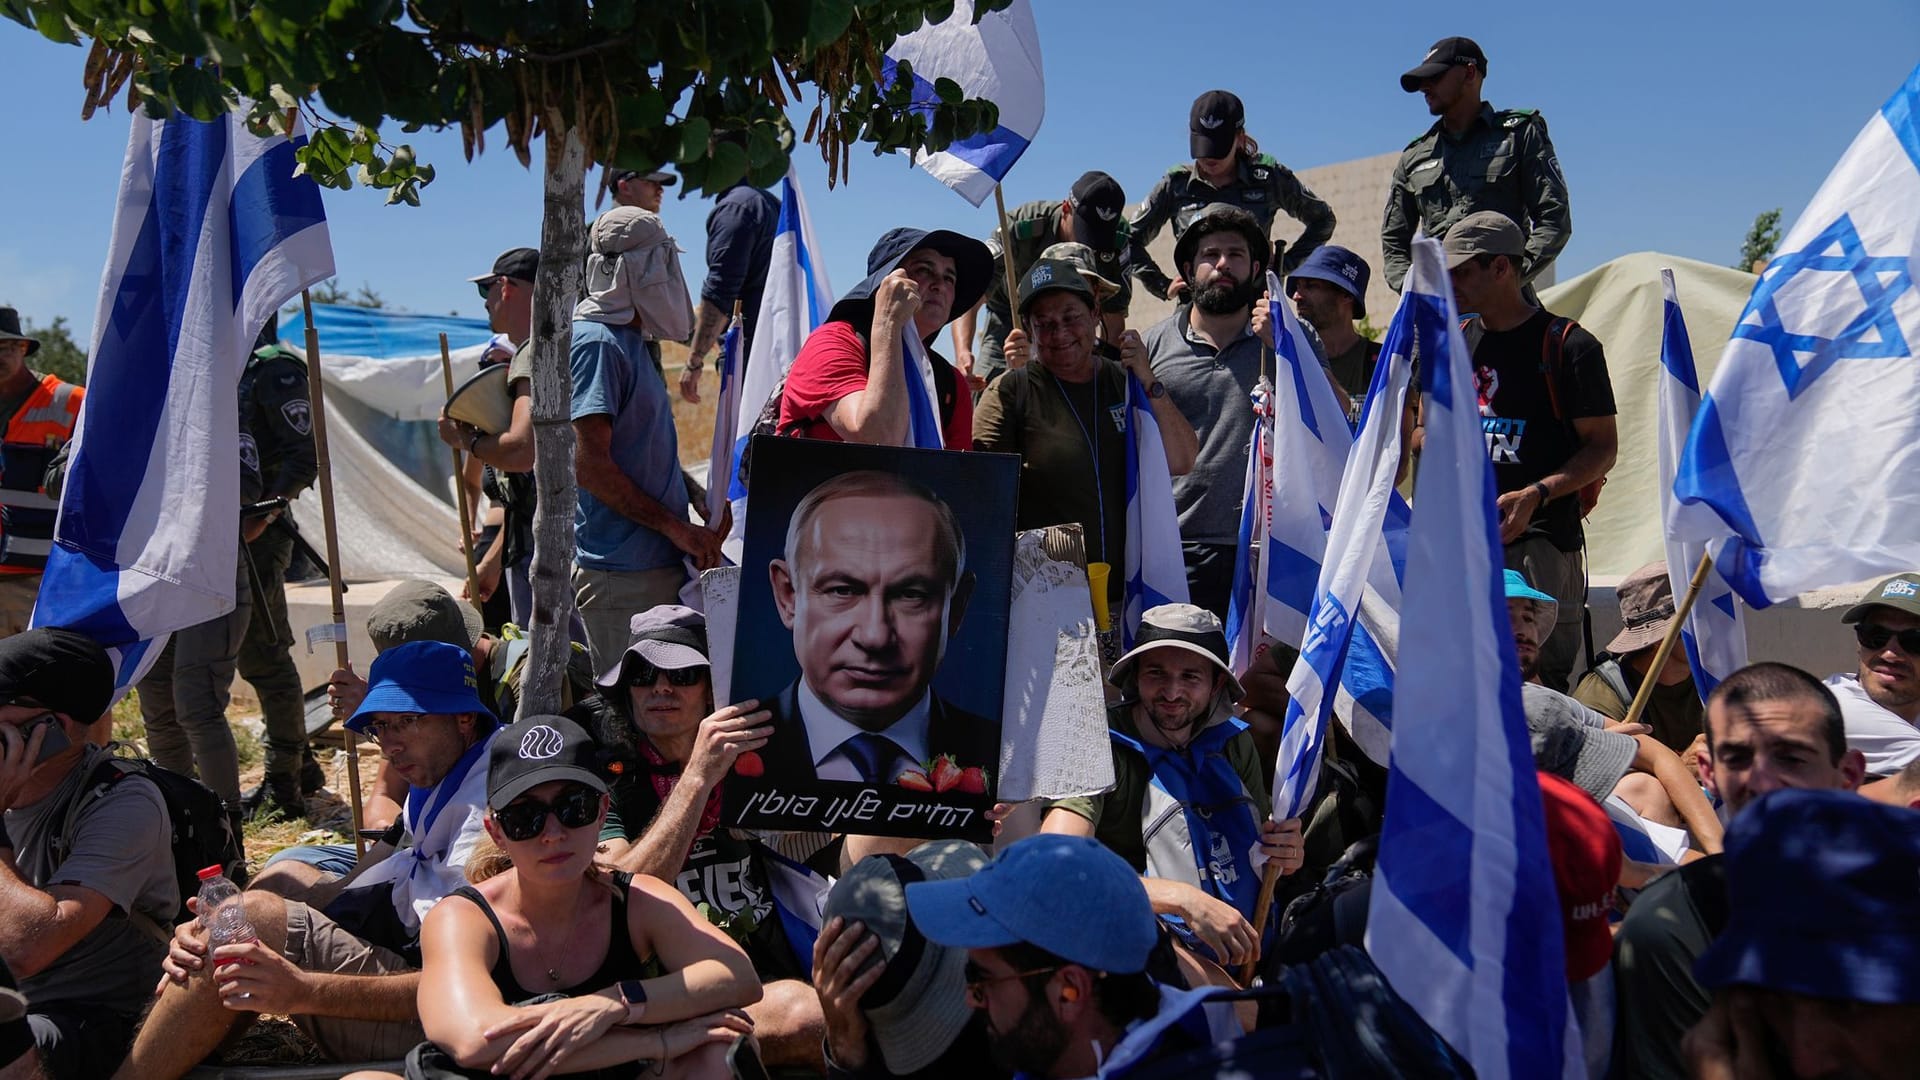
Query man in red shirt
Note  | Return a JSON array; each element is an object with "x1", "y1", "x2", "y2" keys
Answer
[{"x1": 779, "y1": 227, "x2": 991, "y2": 450}]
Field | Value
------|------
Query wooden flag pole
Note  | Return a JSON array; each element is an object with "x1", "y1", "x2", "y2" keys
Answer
[
  {"x1": 437, "y1": 333, "x2": 482, "y2": 608},
  {"x1": 1239, "y1": 861, "x2": 1283, "y2": 984},
  {"x1": 993, "y1": 186, "x2": 1026, "y2": 365},
  {"x1": 1621, "y1": 551, "x2": 1715, "y2": 731},
  {"x1": 301, "y1": 291, "x2": 366, "y2": 859}
]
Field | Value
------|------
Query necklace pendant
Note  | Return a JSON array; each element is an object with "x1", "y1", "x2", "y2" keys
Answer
[{"x1": 547, "y1": 967, "x2": 561, "y2": 982}]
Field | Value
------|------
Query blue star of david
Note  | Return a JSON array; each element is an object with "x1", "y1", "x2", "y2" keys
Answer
[{"x1": 1734, "y1": 214, "x2": 1912, "y2": 399}]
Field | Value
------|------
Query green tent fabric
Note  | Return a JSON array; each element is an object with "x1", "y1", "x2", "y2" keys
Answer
[{"x1": 1536, "y1": 252, "x2": 1758, "y2": 579}]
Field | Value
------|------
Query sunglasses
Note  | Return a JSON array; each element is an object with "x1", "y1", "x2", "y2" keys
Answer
[
  {"x1": 1856, "y1": 622, "x2": 1920, "y2": 655},
  {"x1": 493, "y1": 783, "x2": 602, "y2": 841},
  {"x1": 474, "y1": 276, "x2": 498, "y2": 301},
  {"x1": 627, "y1": 660, "x2": 708, "y2": 688}
]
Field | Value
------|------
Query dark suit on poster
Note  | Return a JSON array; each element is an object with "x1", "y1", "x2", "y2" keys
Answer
[{"x1": 755, "y1": 680, "x2": 998, "y2": 789}]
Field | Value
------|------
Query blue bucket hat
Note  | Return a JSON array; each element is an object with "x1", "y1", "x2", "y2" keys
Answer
[
  {"x1": 1695, "y1": 788, "x2": 1920, "y2": 1004},
  {"x1": 1287, "y1": 244, "x2": 1372, "y2": 320},
  {"x1": 827, "y1": 227, "x2": 994, "y2": 332},
  {"x1": 347, "y1": 639, "x2": 493, "y2": 734},
  {"x1": 904, "y1": 834, "x2": 1157, "y2": 975},
  {"x1": 1503, "y1": 569, "x2": 1558, "y2": 623}
]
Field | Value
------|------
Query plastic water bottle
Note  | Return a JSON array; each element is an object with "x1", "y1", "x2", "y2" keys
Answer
[{"x1": 195, "y1": 865, "x2": 257, "y2": 969}]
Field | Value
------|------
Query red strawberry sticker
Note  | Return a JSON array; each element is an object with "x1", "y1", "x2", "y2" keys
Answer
[
  {"x1": 895, "y1": 768, "x2": 934, "y2": 792},
  {"x1": 955, "y1": 766, "x2": 987, "y2": 795},
  {"x1": 929, "y1": 754, "x2": 963, "y2": 793},
  {"x1": 733, "y1": 752, "x2": 765, "y2": 778}
]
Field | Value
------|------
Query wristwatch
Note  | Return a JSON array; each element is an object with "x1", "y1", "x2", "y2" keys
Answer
[
  {"x1": 686, "y1": 354, "x2": 706, "y2": 373},
  {"x1": 466, "y1": 428, "x2": 482, "y2": 453},
  {"x1": 1530, "y1": 481, "x2": 1552, "y2": 504},
  {"x1": 618, "y1": 978, "x2": 648, "y2": 1016},
  {"x1": 1147, "y1": 381, "x2": 1168, "y2": 400}
]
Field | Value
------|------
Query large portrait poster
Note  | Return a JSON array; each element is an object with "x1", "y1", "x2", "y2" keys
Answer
[{"x1": 725, "y1": 436, "x2": 1019, "y2": 841}]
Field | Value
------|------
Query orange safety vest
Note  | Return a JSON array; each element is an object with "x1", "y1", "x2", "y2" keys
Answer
[{"x1": 0, "y1": 374, "x2": 84, "y2": 574}]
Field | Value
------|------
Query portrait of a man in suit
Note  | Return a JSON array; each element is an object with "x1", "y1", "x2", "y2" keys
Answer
[{"x1": 756, "y1": 469, "x2": 997, "y2": 787}]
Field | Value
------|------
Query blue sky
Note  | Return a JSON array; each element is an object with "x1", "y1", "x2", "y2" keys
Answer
[{"x1": 3, "y1": 0, "x2": 1916, "y2": 341}]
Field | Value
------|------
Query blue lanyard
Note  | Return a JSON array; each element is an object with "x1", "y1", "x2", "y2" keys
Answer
[{"x1": 1051, "y1": 369, "x2": 1108, "y2": 563}]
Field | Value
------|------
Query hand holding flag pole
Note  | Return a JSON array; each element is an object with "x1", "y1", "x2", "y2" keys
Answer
[
  {"x1": 302, "y1": 291, "x2": 366, "y2": 859},
  {"x1": 437, "y1": 333, "x2": 482, "y2": 610},
  {"x1": 1622, "y1": 551, "x2": 1715, "y2": 731}
]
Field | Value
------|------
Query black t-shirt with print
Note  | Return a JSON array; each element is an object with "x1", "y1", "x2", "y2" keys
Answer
[{"x1": 1471, "y1": 307, "x2": 1614, "y2": 552}]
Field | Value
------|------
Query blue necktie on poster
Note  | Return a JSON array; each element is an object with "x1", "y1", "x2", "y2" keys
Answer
[
  {"x1": 1672, "y1": 62, "x2": 1920, "y2": 607},
  {"x1": 34, "y1": 106, "x2": 334, "y2": 691},
  {"x1": 724, "y1": 169, "x2": 833, "y2": 564},
  {"x1": 1364, "y1": 235, "x2": 1580, "y2": 1080},
  {"x1": 1658, "y1": 270, "x2": 1747, "y2": 695},
  {"x1": 884, "y1": 0, "x2": 1045, "y2": 207},
  {"x1": 1122, "y1": 374, "x2": 1189, "y2": 646}
]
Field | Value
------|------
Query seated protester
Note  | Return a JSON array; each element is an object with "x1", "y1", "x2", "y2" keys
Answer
[
  {"x1": 400, "y1": 713, "x2": 760, "y2": 1080},
  {"x1": 1040, "y1": 605, "x2": 1305, "y2": 970},
  {"x1": 1539, "y1": 773, "x2": 1623, "y2": 1080},
  {"x1": 121, "y1": 641, "x2": 501, "y2": 1079},
  {"x1": 778, "y1": 227, "x2": 992, "y2": 450},
  {"x1": 0, "y1": 629, "x2": 175, "y2": 1079},
  {"x1": 591, "y1": 606, "x2": 838, "y2": 1069},
  {"x1": 811, "y1": 839, "x2": 1005, "y2": 1080},
  {"x1": 1682, "y1": 788, "x2": 1919, "y2": 1080},
  {"x1": 973, "y1": 258, "x2": 1198, "y2": 612},
  {"x1": 1612, "y1": 662, "x2": 1865, "y2": 1080},
  {"x1": 1571, "y1": 561, "x2": 1705, "y2": 755},
  {"x1": 904, "y1": 834, "x2": 1241, "y2": 1080},
  {"x1": 1822, "y1": 572, "x2": 1920, "y2": 776}
]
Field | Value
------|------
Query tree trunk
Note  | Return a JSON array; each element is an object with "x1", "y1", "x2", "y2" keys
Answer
[{"x1": 521, "y1": 124, "x2": 587, "y2": 718}]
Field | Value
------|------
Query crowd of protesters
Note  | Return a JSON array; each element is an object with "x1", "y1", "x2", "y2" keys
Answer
[{"x1": 0, "y1": 33, "x2": 1915, "y2": 1080}]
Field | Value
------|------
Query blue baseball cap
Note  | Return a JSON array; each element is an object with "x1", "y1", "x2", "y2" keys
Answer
[
  {"x1": 1695, "y1": 788, "x2": 1920, "y2": 1004},
  {"x1": 346, "y1": 640, "x2": 493, "y2": 734},
  {"x1": 904, "y1": 834, "x2": 1157, "y2": 974},
  {"x1": 1287, "y1": 244, "x2": 1372, "y2": 319}
]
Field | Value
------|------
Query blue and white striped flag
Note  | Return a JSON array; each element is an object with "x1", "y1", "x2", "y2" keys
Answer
[
  {"x1": 902, "y1": 326, "x2": 947, "y2": 451},
  {"x1": 704, "y1": 313, "x2": 744, "y2": 528},
  {"x1": 1270, "y1": 280, "x2": 1414, "y2": 815},
  {"x1": 884, "y1": 0, "x2": 1045, "y2": 207},
  {"x1": 34, "y1": 108, "x2": 332, "y2": 690},
  {"x1": 1673, "y1": 62, "x2": 1920, "y2": 607},
  {"x1": 723, "y1": 169, "x2": 833, "y2": 564},
  {"x1": 1123, "y1": 374, "x2": 1189, "y2": 646},
  {"x1": 1659, "y1": 270, "x2": 1747, "y2": 695},
  {"x1": 1366, "y1": 235, "x2": 1579, "y2": 1080},
  {"x1": 1224, "y1": 377, "x2": 1272, "y2": 675}
]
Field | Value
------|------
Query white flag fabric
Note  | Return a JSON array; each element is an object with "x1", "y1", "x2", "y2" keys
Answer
[
  {"x1": 1271, "y1": 276, "x2": 1414, "y2": 816},
  {"x1": 705, "y1": 315, "x2": 744, "y2": 528},
  {"x1": 884, "y1": 0, "x2": 1045, "y2": 206},
  {"x1": 1365, "y1": 235, "x2": 1581, "y2": 1080},
  {"x1": 1224, "y1": 376, "x2": 1272, "y2": 675},
  {"x1": 1122, "y1": 374, "x2": 1190, "y2": 645},
  {"x1": 902, "y1": 326, "x2": 948, "y2": 450},
  {"x1": 723, "y1": 169, "x2": 833, "y2": 564},
  {"x1": 1673, "y1": 63, "x2": 1920, "y2": 607},
  {"x1": 1659, "y1": 270, "x2": 1747, "y2": 694},
  {"x1": 35, "y1": 107, "x2": 333, "y2": 688}
]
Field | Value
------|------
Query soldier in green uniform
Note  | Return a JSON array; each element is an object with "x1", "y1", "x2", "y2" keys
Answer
[
  {"x1": 1382, "y1": 36, "x2": 1571, "y2": 294},
  {"x1": 952, "y1": 170, "x2": 1131, "y2": 386},
  {"x1": 1126, "y1": 89, "x2": 1336, "y2": 301},
  {"x1": 236, "y1": 329, "x2": 320, "y2": 819}
]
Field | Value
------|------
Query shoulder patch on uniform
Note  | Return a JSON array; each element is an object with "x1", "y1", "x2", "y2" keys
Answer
[
  {"x1": 1167, "y1": 163, "x2": 1190, "y2": 177},
  {"x1": 281, "y1": 399, "x2": 312, "y2": 436},
  {"x1": 1253, "y1": 152, "x2": 1278, "y2": 167},
  {"x1": 1500, "y1": 108, "x2": 1540, "y2": 129}
]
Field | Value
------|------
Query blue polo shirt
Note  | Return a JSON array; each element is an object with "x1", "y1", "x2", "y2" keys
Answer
[{"x1": 569, "y1": 318, "x2": 686, "y2": 572}]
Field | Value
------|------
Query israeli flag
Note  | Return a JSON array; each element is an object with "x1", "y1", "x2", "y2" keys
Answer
[
  {"x1": 1673, "y1": 62, "x2": 1920, "y2": 607},
  {"x1": 1224, "y1": 377, "x2": 1272, "y2": 675},
  {"x1": 723, "y1": 169, "x2": 833, "y2": 563},
  {"x1": 1659, "y1": 270, "x2": 1747, "y2": 695},
  {"x1": 34, "y1": 108, "x2": 333, "y2": 689},
  {"x1": 884, "y1": 0, "x2": 1045, "y2": 206},
  {"x1": 704, "y1": 314, "x2": 744, "y2": 528},
  {"x1": 1123, "y1": 374, "x2": 1190, "y2": 646},
  {"x1": 1271, "y1": 279, "x2": 1414, "y2": 816},
  {"x1": 902, "y1": 326, "x2": 947, "y2": 451},
  {"x1": 1365, "y1": 235, "x2": 1580, "y2": 1080}
]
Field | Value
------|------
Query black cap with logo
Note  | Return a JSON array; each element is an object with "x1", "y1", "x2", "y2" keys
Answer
[
  {"x1": 1401, "y1": 36, "x2": 1488, "y2": 92},
  {"x1": 1067, "y1": 171, "x2": 1127, "y2": 253},
  {"x1": 1188, "y1": 90, "x2": 1245, "y2": 160},
  {"x1": 487, "y1": 714, "x2": 610, "y2": 809}
]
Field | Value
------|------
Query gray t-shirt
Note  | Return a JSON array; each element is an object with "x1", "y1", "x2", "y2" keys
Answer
[
  {"x1": 568, "y1": 318, "x2": 687, "y2": 572},
  {"x1": 6, "y1": 747, "x2": 176, "y2": 1015},
  {"x1": 1140, "y1": 306, "x2": 1273, "y2": 546}
]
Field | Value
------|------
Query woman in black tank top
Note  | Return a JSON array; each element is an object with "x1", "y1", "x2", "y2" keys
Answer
[{"x1": 393, "y1": 714, "x2": 762, "y2": 1080}]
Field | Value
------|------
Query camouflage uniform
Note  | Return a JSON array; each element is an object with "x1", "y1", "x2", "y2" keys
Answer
[
  {"x1": 1381, "y1": 103, "x2": 1570, "y2": 292},
  {"x1": 974, "y1": 200, "x2": 1133, "y2": 378},
  {"x1": 236, "y1": 344, "x2": 318, "y2": 806},
  {"x1": 1126, "y1": 153, "x2": 1335, "y2": 299}
]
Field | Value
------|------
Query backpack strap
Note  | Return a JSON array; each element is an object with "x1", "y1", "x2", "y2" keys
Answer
[
  {"x1": 1594, "y1": 658, "x2": 1634, "y2": 717},
  {"x1": 1538, "y1": 315, "x2": 1578, "y2": 424},
  {"x1": 51, "y1": 757, "x2": 174, "y2": 944}
]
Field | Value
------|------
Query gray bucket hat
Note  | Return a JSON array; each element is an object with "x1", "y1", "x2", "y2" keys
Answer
[
  {"x1": 1109, "y1": 603, "x2": 1246, "y2": 702},
  {"x1": 1521, "y1": 683, "x2": 1636, "y2": 801},
  {"x1": 596, "y1": 604, "x2": 710, "y2": 688},
  {"x1": 823, "y1": 839, "x2": 988, "y2": 1074}
]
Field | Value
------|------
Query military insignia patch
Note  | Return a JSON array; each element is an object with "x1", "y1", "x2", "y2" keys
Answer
[{"x1": 282, "y1": 399, "x2": 313, "y2": 436}]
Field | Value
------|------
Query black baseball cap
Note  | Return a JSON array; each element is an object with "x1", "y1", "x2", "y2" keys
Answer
[
  {"x1": 608, "y1": 168, "x2": 676, "y2": 187},
  {"x1": 1188, "y1": 90, "x2": 1244, "y2": 160},
  {"x1": 0, "y1": 627, "x2": 115, "y2": 722},
  {"x1": 468, "y1": 247, "x2": 539, "y2": 288},
  {"x1": 1401, "y1": 37, "x2": 1487, "y2": 92},
  {"x1": 488, "y1": 714, "x2": 609, "y2": 809},
  {"x1": 1067, "y1": 171, "x2": 1127, "y2": 253}
]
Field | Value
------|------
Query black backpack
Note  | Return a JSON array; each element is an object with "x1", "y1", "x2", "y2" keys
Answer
[{"x1": 52, "y1": 755, "x2": 245, "y2": 935}]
